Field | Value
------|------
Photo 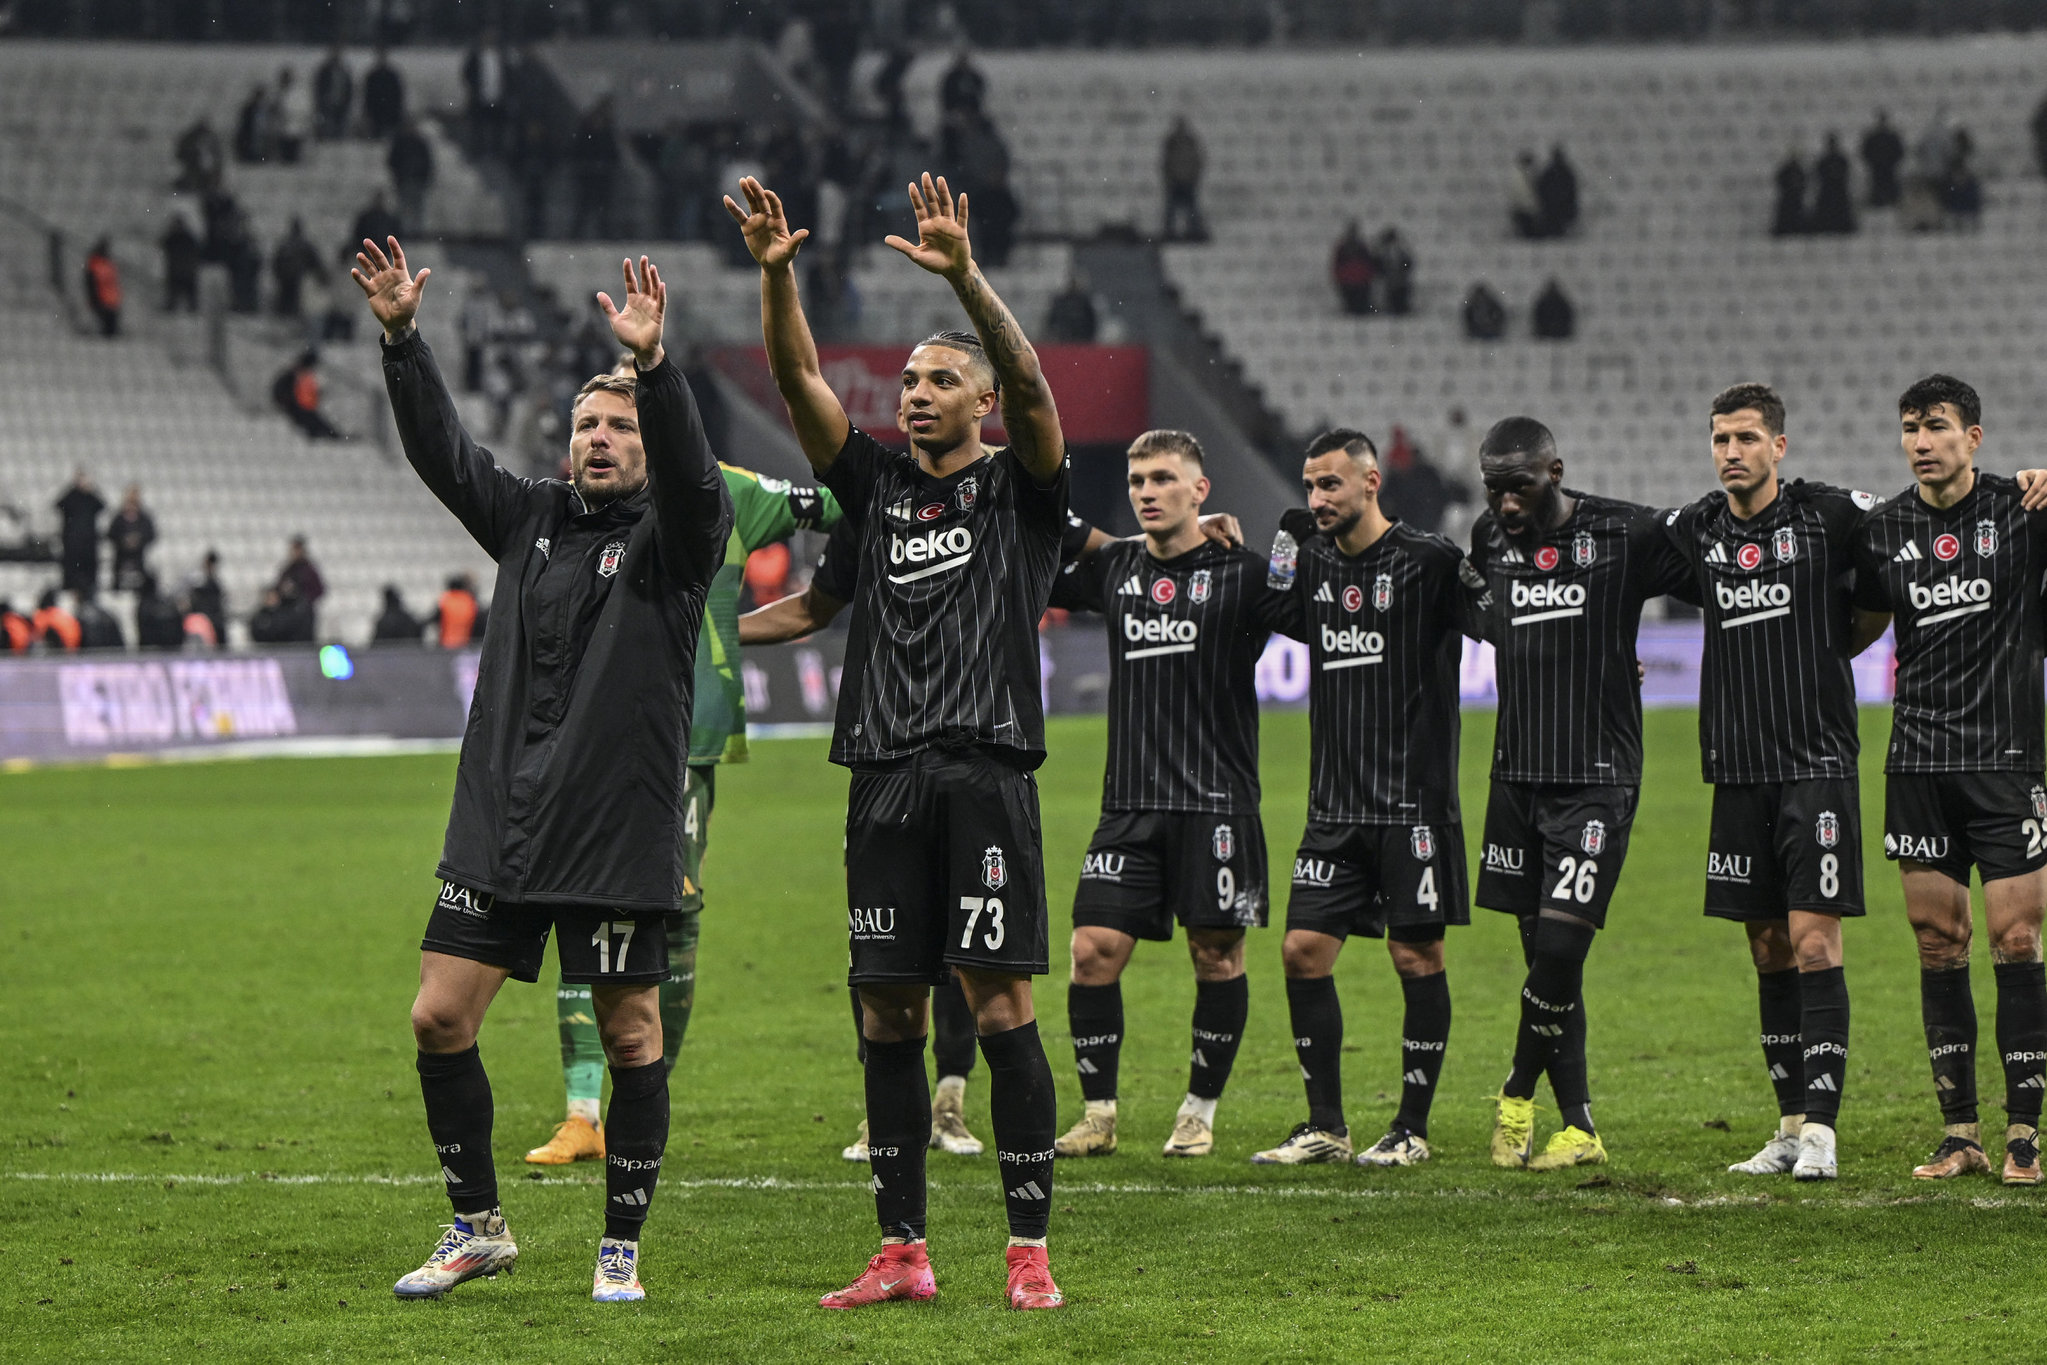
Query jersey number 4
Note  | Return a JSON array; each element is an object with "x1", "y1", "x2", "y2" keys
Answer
[{"x1": 959, "y1": 896, "x2": 1006, "y2": 951}]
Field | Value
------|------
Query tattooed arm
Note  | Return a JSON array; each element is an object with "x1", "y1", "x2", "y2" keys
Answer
[{"x1": 884, "y1": 172, "x2": 1065, "y2": 485}]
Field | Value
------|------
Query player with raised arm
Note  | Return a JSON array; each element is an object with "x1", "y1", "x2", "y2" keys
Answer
[
  {"x1": 526, "y1": 459, "x2": 842, "y2": 1168},
  {"x1": 1465, "y1": 417, "x2": 1689, "y2": 1171},
  {"x1": 1660, "y1": 383, "x2": 1887, "y2": 1181},
  {"x1": 1046, "y1": 430, "x2": 1283, "y2": 1161},
  {"x1": 1853, "y1": 375, "x2": 2047, "y2": 1186},
  {"x1": 1249, "y1": 428, "x2": 1474, "y2": 1168},
  {"x1": 356, "y1": 242, "x2": 732, "y2": 1302},
  {"x1": 727, "y1": 172, "x2": 1068, "y2": 1309}
]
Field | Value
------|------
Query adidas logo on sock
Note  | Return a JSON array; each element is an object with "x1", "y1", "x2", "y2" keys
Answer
[
  {"x1": 609, "y1": 1187, "x2": 649, "y2": 1206},
  {"x1": 1532, "y1": 1024, "x2": 1564, "y2": 1038},
  {"x1": 1117, "y1": 576, "x2": 1143, "y2": 596},
  {"x1": 441, "y1": 1166, "x2": 462, "y2": 1184},
  {"x1": 1892, "y1": 541, "x2": 1924, "y2": 563},
  {"x1": 1402, "y1": 1069, "x2": 1430, "y2": 1086},
  {"x1": 1808, "y1": 1074, "x2": 1838, "y2": 1093},
  {"x1": 1313, "y1": 582, "x2": 1334, "y2": 603},
  {"x1": 1077, "y1": 1058, "x2": 1099, "y2": 1075},
  {"x1": 2019, "y1": 1075, "x2": 2047, "y2": 1090},
  {"x1": 1192, "y1": 1048, "x2": 1209, "y2": 1068},
  {"x1": 1009, "y1": 1180, "x2": 1047, "y2": 1201},
  {"x1": 1768, "y1": 1063, "x2": 1790, "y2": 1080}
]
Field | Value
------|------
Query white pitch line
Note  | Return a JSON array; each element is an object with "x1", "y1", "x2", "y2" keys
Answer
[{"x1": 2, "y1": 1171, "x2": 2037, "y2": 1209}]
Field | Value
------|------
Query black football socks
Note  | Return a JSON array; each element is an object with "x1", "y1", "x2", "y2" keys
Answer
[
  {"x1": 1994, "y1": 960, "x2": 2047, "y2": 1128},
  {"x1": 1506, "y1": 953, "x2": 1580, "y2": 1108},
  {"x1": 417, "y1": 1045, "x2": 498, "y2": 1218},
  {"x1": 931, "y1": 977, "x2": 979, "y2": 1081},
  {"x1": 1286, "y1": 975, "x2": 1345, "y2": 1134},
  {"x1": 1188, "y1": 976, "x2": 1249, "y2": 1101},
  {"x1": 1067, "y1": 982, "x2": 1123, "y2": 1103},
  {"x1": 979, "y1": 1021, "x2": 1056, "y2": 1241},
  {"x1": 602, "y1": 1058, "x2": 669, "y2": 1242},
  {"x1": 1756, "y1": 967, "x2": 1806, "y2": 1117},
  {"x1": 1799, "y1": 966, "x2": 1849, "y2": 1128},
  {"x1": 1395, "y1": 972, "x2": 1451, "y2": 1138},
  {"x1": 863, "y1": 1035, "x2": 931, "y2": 1241},
  {"x1": 1921, "y1": 965, "x2": 1979, "y2": 1126}
]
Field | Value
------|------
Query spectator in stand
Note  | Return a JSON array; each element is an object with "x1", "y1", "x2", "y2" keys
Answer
[
  {"x1": 136, "y1": 574, "x2": 184, "y2": 650},
  {"x1": 1375, "y1": 426, "x2": 1455, "y2": 536},
  {"x1": 1532, "y1": 278, "x2": 1576, "y2": 340},
  {"x1": 186, "y1": 550, "x2": 227, "y2": 647},
  {"x1": 107, "y1": 484, "x2": 155, "y2": 593},
  {"x1": 275, "y1": 67, "x2": 312, "y2": 164},
  {"x1": 174, "y1": 116, "x2": 224, "y2": 192},
  {"x1": 374, "y1": 584, "x2": 427, "y2": 644},
  {"x1": 1810, "y1": 132, "x2": 1855, "y2": 234},
  {"x1": 1330, "y1": 222, "x2": 1376, "y2": 316},
  {"x1": 1536, "y1": 144, "x2": 1579, "y2": 237},
  {"x1": 1462, "y1": 281, "x2": 1507, "y2": 341},
  {"x1": 1861, "y1": 110, "x2": 1904, "y2": 208},
  {"x1": 1507, "y1": 149, "x2": 1544, "y2": 239},
  {"x1": 55, "y1": 469, "x2": 103, "y2": 595},
  {"x1": 1941, "y1": 130, "x2": 1984, "y2": 229},
  {"x1": 83, "y1": 239, "x2": 122, "y2": 337},
  {"x1": 233, "y1": 81, "x2": 274, "y2": 163},
  {"x1": 462, "y1": 29, "x2": 507, "y2": 156},
  {"x1": 389, "y1": 119, "x2": 436, "y2": 233},
  {"x1": 803, "y1": 244, "x2": 860, "y2": 342},
  {"x1": 744, "y1": 542, "x2": 792, "y2": 609},
  {"x1": 1, "y1": 599, "x2": 30, "y2": 652},
  {"x1": 1375, "y1": 227, "x2": 1414, "y2": 316},
  {"x1": 181, "y1": 602, "x2": 220, "y2": 648},
  {"x1": 219, "y1": 208, "x2": 263, "y2": 314},
  {"x1": 655, "y1": 121, "x2": 717, "y2": 241},
  {"x1": 1161, "y1": 116, "x2": 1207, "y2": 242},
  {"x1": 161, "y1": 213, "x2": 202, "y2": 313},
  {"x1": 75, "y1": 588, "x2": 124, "y2": 650},
  {"x1": 432, "y1": 573, "x2": 482, "y2": 647},
  {"x1": 1771, "y1": 147, "x2": 1809, "y2": 236},
  {"x1": 272, "y1": 218, "x2": 324, "y2": 319},
  {"x1": 347, "y1": 192, "x2": 404, "y2": 270},
  {"x1": 2034, "y1": 90, "x2": 2047, "y2": 179},
  {"x1": 1044, "y1": 273, "x2": 1099, "y2": 343},
  {"x1": 569, "y1": 97, "x2": 622, "y2": 238},
  {"x1": 364, "y1": 45, "x2": 405, "y2": 141},
  {"x1": 32, "y1": 588, "x2": 81, "y2": 652},
  {"x1": 249, "y1": 585, "x2": 313, "y2": 644},
  {"x1": 939, "y1": 47, "x2": 986, "y2": 116},
  {"x1": 952, "y1": 110, "x2": 1017, "y2": 266},
  {"x1": 314, "y1": 44, "x2": 354, "y2": 140},
  {"x1": 275, "y1": 536, "x2": 325, "y2": 615},
  {"x1": 272, "y1": 351, "x2": 343, "y2": 440}
]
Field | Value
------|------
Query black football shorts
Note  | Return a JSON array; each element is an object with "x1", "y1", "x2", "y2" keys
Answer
[
  {"x1": 1071, "y1": 809, "x2": 1269, "y2": 940},
  {"x1": 1705, "y1": 779, "x2": 1865, "y2": 920},
  {"x1": 1476, "y1": 782, "x2": 1637, "y2": 928},
  {"x1": 844, "y1": 747, "x2": 1050, "y2": 986},
  {"x1": 421, "y1": 879, "x2": 672, "y2": 985},
  {"x1": 1883, "y1": 771, "x2": 2047, "y2": 885},
  {"x1": 1286, "y1": 821, "x2": 1470, "y2": 941}
]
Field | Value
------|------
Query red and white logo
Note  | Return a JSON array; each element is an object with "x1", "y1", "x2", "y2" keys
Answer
[
  {"x1": 1773, "y1": 528, "x2": 1799, "y2": 562},
  {"x1": 1572, "y1": 531, "x2": 1596, "y2": 568},
  {"x1": 1341, "y1": 584, "x2": 1364, "y2": 612},
  {"x1": 981, "y1": 845, "x2": 1007, "y2": 890},
  {"x1": 1534, "y1": 546, "x2": 1560, "y2": 571},
  {"x1": 597, "y1": 540, "x2": 627, "y2": 578},
  {"x1": 1816, "y1": 811, "x2": 1839, "y2": 849},
  {"x1": 1212, "y1": 824, "x2": 1235, "y2": 861},
  {"x1": 956, "y1": 476, "x2": 978, "y2": 513},
  {"x1": 916, "y1": 502, "x2": 946, "y2": 522},
  {"x1": 1581, "y1": 820, "x2": 1607, "y2": 857},
  {"x1": 2032, "y1": 785, "x2": 2047, "y2": 821},
  {"x1": 1151, "y1": 578, "x2": 1176, "y2": 605},
  {"x1": 1736, "y1": 543, "x2": 1763, "y2": 570},
  {"x1": 1933, "y1": 533, "x2": 1961, "y2": 562},
  {"x1": 1372, "y1": 573, "x2": 1393, "y2": 612},
  {"x1": 1976, "y1": 520, "x2": 1999, "y2": 557},
  {"x1": 1190, "y1": 569, "x2": 1212, "y2": 604},
  {"x1": 1410, "y1": 826, "x2": 1435, "y2": 861}
]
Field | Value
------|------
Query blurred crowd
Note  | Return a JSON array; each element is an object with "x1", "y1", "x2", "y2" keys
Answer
[{"x1": 1772, "y1": 108, "x2": 1985, "y2": 236}]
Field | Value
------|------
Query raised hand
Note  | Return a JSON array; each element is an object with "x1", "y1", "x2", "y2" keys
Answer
[
  {"x1": 351, "y1": 236, "x2": 431, "y2": 340},
  {"x1": 722, "y1": 177, "x2": 810, "y2": 270},
  {"x1": 596, "y1": 256, "x2": 666, "y2": 369},
  {"x1": 884, "y1": 173, "x2": 972, "y2": 280}
]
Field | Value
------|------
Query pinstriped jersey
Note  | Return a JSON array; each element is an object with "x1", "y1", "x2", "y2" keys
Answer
[
  {"x1": 820, "y1": 428, "x2": 1068, "y2": 769},
  {"x1": 1467, "y1": 492, "x2": 1690, "y2": 786},
  {"x1": 1661, "y1": 480, "x2": 1872, "y2": 784},
  {"x1": 1265, "y1": 519, "x2": 1469, "y2": 824},
  {"x1": 1852, "y1": 472, "x2": 2047, "y2": 774},
  {"x1": 1053, "y1": 538, "x2": 1279, "y2": 815}
]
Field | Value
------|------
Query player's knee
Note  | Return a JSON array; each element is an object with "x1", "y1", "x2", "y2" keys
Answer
[
  {"x1": 1188, "y1": 931, "x2": 1244, "y2": 980},
  {"x1": 1746, "y1": 923, "x2": 1794, "y2": 972},
  {"x1": 410, "y1": 999, "x2": 476, "y2": 1052},
  {"x1": 1991, "y1": 923, "x2": 2044, "y2": 964},
  {"x1": 1069, "y1": 932, "x2": 1124, "y2": 983},
  {"x1": 1531, "y1": 913, "x2": 1597, "y2": 963},
  {"x1": 1388, "y1": 937, "x2": 1444, "y2": 978}
]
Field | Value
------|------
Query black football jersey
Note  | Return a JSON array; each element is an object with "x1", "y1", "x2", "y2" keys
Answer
[
  {"x1": 1661, "y1": 480, "x2": 1873, "y2": 784},
  {"x1": 1852, "y1": 472, "x2": 2047, "y2": 774},
  {"x1": 1465, "y1": 491, "x2": 1690, "y2": 786},
  {"x1": 820, "y1": 428, "x2": 1068, "y2": 769},
  {"x1": 1265, "y1": 518, "x2": 1469, "y2": 824},
  {"x1": 1053, "y1": 537, "x2": 1280, "y2": 814}
]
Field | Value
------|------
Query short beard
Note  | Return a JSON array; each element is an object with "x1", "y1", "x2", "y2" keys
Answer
[
  {"x1": 1320, "y1": 508, "x2": 1361, "y2": 542},
  {"x1": 574, "y1": 470, "x2": 646, "y2": 507}
]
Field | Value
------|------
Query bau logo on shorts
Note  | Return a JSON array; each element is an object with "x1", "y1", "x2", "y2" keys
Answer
[
  {"x1": 1484, "y1": 843, "x2": 1524, "y2": 874},
  {"x1": 1080, "y1": 851, "x2": 1125, "y2": 881},
  {"x1": 849, "y1": 906, "x2": 897, "y2": 940},
  {"x1": 1293, "y1": 857, "x2": 1336, "y2": 887},
  {"x1": 437, "y1": 881, "x2": 492, "y2": 917}
]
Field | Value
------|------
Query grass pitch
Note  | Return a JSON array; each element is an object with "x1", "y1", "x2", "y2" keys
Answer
[{"x1": 3, "y1": 708, "x2": 2044, "y2": 1362}]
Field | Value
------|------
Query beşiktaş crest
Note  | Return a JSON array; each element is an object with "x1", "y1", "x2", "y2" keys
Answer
[
  {"x1": 1976, "y1": 519, "x2": 1999, "y2": 557},
  {"x1": 1581, "y1": 820, "x2": 1607, "y2": 856},
  {"x1": 1190, "y1": 568, "x2": 1212, "y2": 604},
  {"x1": 956, "y1": 475, "x2": 978, "y2": 513},
  {"x1": 981, "y1": 845, "x2": 1007, "y2": 890},
  {"x1": 597, "y1": 540, "x2": 627, "y2": 577},
  {"x1": 1815, "y1": 810, "x2": 1840, "y2": 849},
  {"x1": 1773, "y1": 527, "x2": 1798, "y2": 562},
  {"x1": 1572, "y1": 531, "x2": 1596, "y2": 567},
  {"x1": 1410, "y1": 826, "x2": 1435, "y2": 861},
  {"x1": 1212, "y1": 824, "x2": 1234, "y2": 861},
  {"x1": 1372, "y1": 572, "x2": 1393, "y2": 612}
]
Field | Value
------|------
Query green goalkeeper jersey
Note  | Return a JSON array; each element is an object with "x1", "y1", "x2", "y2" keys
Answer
[{"x1": 689, "y1": 464, "x2": 841, "y2": 765}]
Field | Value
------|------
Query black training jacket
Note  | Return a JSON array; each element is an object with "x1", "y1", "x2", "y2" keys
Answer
[{"x1": 382, "y1": 330, "x2": 733, "y2": 911}]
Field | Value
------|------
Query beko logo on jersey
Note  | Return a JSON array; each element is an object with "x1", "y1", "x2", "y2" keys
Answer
[
  {"x1": 849, "y1": 907, "x2": 897, "y2": 936},
  {"x1": 1906, "y1": 575, "x2": 1991, "y2": 624},
  {"x1": 1319, "y1": 623, "x2": 1385, "y2": 670},
  {"x1": 887, "y1": 526, "x2": 974, "y2": 583},
  {"x1": 1124, "y1": 613, "x2": 1198, "y2": 659},
  {"x1": 1508, "y1": 579, "x2": 1586, "y2": 625},
  {"x1": 1483, "y1": 844, "x2": 1525, "y2": 874},
  {"x1": 1715, "y1": 579, "x2": 1792, "y2": 628}
]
